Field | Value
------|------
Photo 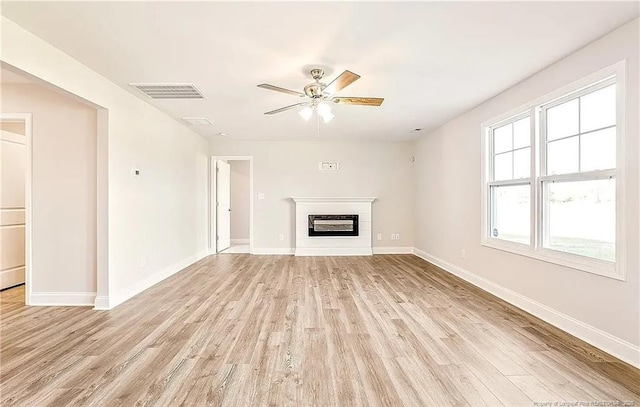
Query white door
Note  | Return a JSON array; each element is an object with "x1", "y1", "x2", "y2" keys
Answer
[
  {"x1": 1, "y1": 129, "x2": 26, "y2": 290},
  {"x1": 216, "y1": 160, "x2": 231, "y2": 252}
]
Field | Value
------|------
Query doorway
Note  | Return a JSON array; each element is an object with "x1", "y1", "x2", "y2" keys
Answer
[
  {"x1": 211, "y1": 156, "x2": 253, "y2": 254},
  {"x1": 0, "y1": 114, "x2": 31, "y2": 301}
]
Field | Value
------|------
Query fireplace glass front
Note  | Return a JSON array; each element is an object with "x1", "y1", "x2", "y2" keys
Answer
[{"x1": 308, "y1": 214, "x2": 359, "y2": 237}]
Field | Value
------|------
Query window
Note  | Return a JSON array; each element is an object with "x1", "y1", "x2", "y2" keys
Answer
[
  {"x1": 488, "y1": 115, "x2": 531, "y2": 245},
  {"x1": 481, "y1": 62, "x2": 625, "y2": 280}
]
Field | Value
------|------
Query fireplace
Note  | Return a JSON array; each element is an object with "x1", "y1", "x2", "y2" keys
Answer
[{"x1": 308, "y1": 214, "x2": 359, "y2": 237}]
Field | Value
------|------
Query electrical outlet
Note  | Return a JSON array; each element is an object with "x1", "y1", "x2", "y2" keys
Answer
[
  {"x1": 319, "y1": 162, "x2": 339, "y2": 171},
  {"x1": 279, "y1": 234, "x2": 284, "y2": 241},
  {"x1": 257, "y1": 193, "x2": 265, "y2": 200},
  {"x1": 377, "y1": 233, "x2": 382, "y2": 241},
  {"x1": 460, "y1": 249, "x2": 466, "y2": 259},
  {"x1": 396, "y1": 233, "x2": 400, "y2": 241},
  {"x1": 391, "y1": 233, "x2": 400, "y2": 241}
]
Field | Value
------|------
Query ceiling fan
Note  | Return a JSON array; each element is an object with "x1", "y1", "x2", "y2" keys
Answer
[{"x1": 257, "y1": 69, "x2": 384, "y2": 123}]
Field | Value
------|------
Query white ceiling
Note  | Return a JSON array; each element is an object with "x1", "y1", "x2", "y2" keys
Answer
[{"x1": 2, "y1": 2, "x2": 638, "y2": 141}]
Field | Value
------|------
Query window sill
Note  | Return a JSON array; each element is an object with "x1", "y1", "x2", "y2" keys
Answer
[{"x1": 481, "y1": 238, "x2": 623, "y2": 281}]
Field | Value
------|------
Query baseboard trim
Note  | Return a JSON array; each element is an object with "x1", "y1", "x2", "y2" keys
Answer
[
  {"x1": 372, "y1": 247, "x2": 414, "y2": 255},
  {"x1": 30, "y1": 291, "x2": 96, "y2": 306},
  {"x1": 231, "y1": 238, "x2": 249, "y2": 244},
  {"x1": 1, "y1": 266, "x2": 25, "y2": 290},
  {"x1": 295, "y1": 247, "x2": 372, "y2": 256},
  {"x1": 98, "y1": 250, "x2": 209, "y2": 310},
  {"x1": 412, "y1": 248, "x2": 640, "y2": 368},
  {"x1": 251, "y1": 248, "x2": 295, "y2": 255},
  {"x1": 93, "y1": 295, "x2": 110, "y2": 310}
]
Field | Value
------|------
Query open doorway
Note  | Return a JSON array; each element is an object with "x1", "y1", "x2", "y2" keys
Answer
[
  {"x1": 0, "y1": 115, "x2": 30, "y2": 297},
  {"x1": 1, "y1": 64, "x2": 100, "y2": 306},
  {"x1": 211, "y1": 156, "x2": 253, "y2": 254}
]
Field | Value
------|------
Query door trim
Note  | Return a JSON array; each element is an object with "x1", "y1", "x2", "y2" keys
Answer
[
  {"x1": 210, "y1": 156, "x2": 254, "y2": 254},
  {"x1": 1, "y1": 113, "x2": 33, "y2": 304}
]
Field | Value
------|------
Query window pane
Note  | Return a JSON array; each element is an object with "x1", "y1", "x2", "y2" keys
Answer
[
  {"x1": 581, "y1": 127, "x2": 616, "y2": 172},
  {"x1": 494, "y1": 152, "x2": 512, "y2": 181},
  {"x1": 547, "y1": 136, "x2": 579, "y2": 175},
  {"x1": 580, "y1": 84, "x2": 615, "y2": 133},
  {"x1": 545, "y1": 178, "x2": 615, "y2": 262},
  {"x1": 491, "y1": 184, "x2": 530, "y2": 245},
  {"x1": 513, "y1": 148, "x2": 530, "y2": 179},
  {"x1": 494, "y1": 124, "x2": 512, "y2": 154},
  {"x1": 513, "y1": 117, "x2": 530, "y2": 149},
  {"x1": 547, "y1": 99, "x2": 578, "y2": 141}
]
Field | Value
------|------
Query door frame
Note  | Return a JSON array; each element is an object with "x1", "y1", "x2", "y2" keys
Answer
[
  {"x1": 1, "y1": 113, "x2": 33, "y2": 304},
  {"x1": 210, "y1": 156, "x2": 253, "y2": 254}
]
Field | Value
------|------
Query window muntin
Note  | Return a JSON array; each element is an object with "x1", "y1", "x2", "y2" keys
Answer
[
  {"x1": 491, "y1": 117, "x2": 531, "y2": 182},
  {"x1": 482, "y1": 68, "x2": 623, "y2": 279},
  {"x1": 543, "y1": 83, "x2": 616, "y2": 175}
]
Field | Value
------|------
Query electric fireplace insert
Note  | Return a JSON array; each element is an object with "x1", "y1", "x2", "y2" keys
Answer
[{"x1": 308, "y1": 214, "x2": 359, "y2": 237}]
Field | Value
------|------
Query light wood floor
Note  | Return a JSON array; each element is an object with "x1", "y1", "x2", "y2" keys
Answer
[{"x1": 1, "y1": 254, "x2": 639, "y2": 406}]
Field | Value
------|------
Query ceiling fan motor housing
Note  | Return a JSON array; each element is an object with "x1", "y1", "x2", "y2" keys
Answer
[{"x1": 304, "y1": 82, "x2": 326, "y2": 98}]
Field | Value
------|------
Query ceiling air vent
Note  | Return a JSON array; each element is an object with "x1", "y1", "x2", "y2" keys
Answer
[
  {"x1": 181, "y1": 117, "x2": 213, "y2": 126},
  {"x1": 129, "y1": 83, "x2": 205, "y2": 99}
]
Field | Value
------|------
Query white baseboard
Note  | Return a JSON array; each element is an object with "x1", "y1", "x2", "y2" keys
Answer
[
  {"x1": 30, "y1": 291, "x2": 96, "y2": 306},
  {"x1": 295, "y1": 247, "x2": 372, "y2": 256},
  {"x1": 231, "y1": 238, "x2": 249, "y2": 244},
  {"x1": 93, "y1": 296, "x2": 110, "y2": 310},
  {"x1": 372, "y1": 246, "x2": 414, "y2": 255},
  {"x1": 251, "y1": 248, "x2": 295, "y2": 255},
  {"x1": 412, "y1": 248, "x2": 640, "y2": 368},
  {"x1": 1, "y1": 266, "x2": 25, "y2": 290},
  {"x1": 97, "y1": 250, "x2": 209, "y2": 310}
]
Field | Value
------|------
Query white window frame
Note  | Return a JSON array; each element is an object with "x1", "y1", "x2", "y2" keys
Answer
[{"x1": 481, "y1": 60, "x2": 626, "y2": 280}]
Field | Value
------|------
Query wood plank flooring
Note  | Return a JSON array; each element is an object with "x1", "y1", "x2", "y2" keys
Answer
[{"x1": 1, "y1": 254, "x2": 639, "y2": 406}]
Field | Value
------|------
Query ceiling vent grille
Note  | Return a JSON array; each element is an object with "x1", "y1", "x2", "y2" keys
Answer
[
  {"x1": 181, "y1": 117, "x2": 213, "y2": 126},
  {"x1": 129, "y1": 83, "x2": 205, "y2": 99}
]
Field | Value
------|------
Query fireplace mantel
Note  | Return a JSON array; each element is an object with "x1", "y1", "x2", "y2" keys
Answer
[
  {"x1": 291, "y1": 197, "x2": 377, "y2": 203},
  {"x1": 291, "y1": 197, "x2": 377, "y2": 256}
]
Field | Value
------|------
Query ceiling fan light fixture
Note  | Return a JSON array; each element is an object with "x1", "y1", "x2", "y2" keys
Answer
[
  {"x1": 317, "y1": 101, "x2": 331, "y2": 116},
  {"x1": 320, "y1": 111, "x2": 335, "y2": 123},
  {"x1": 299, "y1": 106, "x2": 313, "y2": 121},
  {"x1": 317, "y1": 102, "x2": 334, "y2": 123},
  {"x1": 258, "y1": 68, "x2": 383, "y2": 126}
]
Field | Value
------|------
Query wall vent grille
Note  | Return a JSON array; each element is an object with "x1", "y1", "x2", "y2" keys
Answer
[{"x1": 129, "y1": 83, "x2": 205, "y2": 99}]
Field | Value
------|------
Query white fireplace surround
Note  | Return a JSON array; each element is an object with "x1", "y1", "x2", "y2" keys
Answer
[{"x1": 291, "y1": 197, "x2": 376, "y2": 256}]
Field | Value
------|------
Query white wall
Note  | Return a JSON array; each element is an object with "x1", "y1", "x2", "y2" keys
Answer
[
  {"x1": 1, "y1": 17, "x2": 209, "y2": 308},
  {"x1": 413, "y1": 19, "x2": 639, "y2": 360},
  {"x1": 229, "y1": 160, "x2": 250, "y2": 241},
  {"x1": 210, "y1": 140, "x2": 414, "y2": 252},
  {"x1": 1, "y1": 83, "x2": 97, "y2": 297}
]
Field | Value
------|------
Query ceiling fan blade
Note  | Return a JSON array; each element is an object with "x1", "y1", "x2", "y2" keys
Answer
[
  {"x1": 257, "y1": 83, "x2": 305, "y2": 97},
  {"x1": 264, "y1": 102, "x2": 309, "y2": 115},
  {"x1": 332, "y1": 97, "x2": 384, "y2": 106},
  {"x1": 323, "y1": 70, "x2": 360, "y2": 95}
]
